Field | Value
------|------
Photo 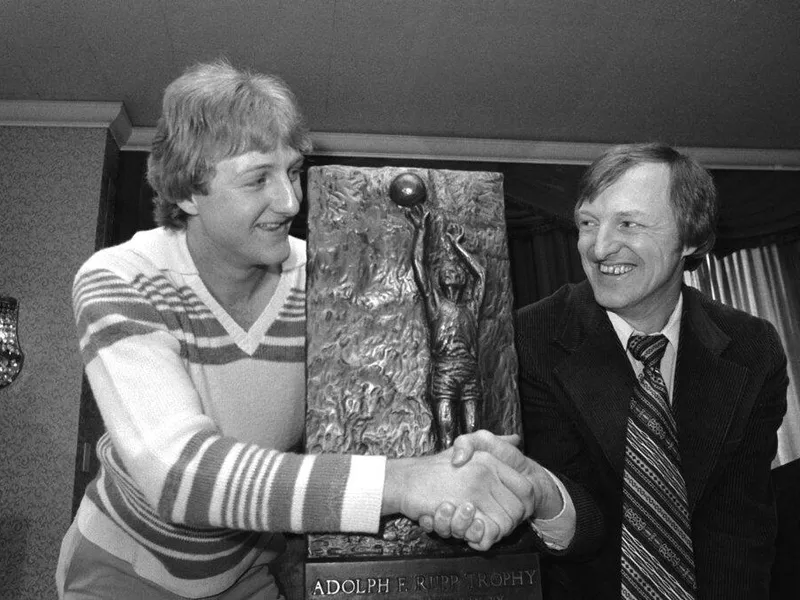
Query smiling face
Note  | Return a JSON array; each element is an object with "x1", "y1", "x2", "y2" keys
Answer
[
  {"x1": 178, "y1": 145, "x2": 305, "y2": 276},
  {"x1": 576, "y1": 162, "x2": 696, "y2": 332}
]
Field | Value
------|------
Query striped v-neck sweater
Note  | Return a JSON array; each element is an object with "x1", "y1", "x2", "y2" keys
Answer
[{"x1": 71, "y1": 227, "x2": 385, "y2": 597}]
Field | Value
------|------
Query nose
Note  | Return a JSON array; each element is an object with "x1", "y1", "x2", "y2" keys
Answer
[
  {"x1": 271, "y1": 172, "x2": 301, "y2": 217},
  {"x1": 589, "y1": 223, "x2": 622, "y2": 260}
]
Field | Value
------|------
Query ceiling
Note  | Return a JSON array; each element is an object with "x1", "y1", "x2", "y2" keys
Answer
[{"x1": 2, "y1": 0, "x2": 799, "y2": 152}]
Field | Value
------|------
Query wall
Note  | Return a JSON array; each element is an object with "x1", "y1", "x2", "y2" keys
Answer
[{"x1": 0, "y1": 126, "x2": 111, "y2": 600}]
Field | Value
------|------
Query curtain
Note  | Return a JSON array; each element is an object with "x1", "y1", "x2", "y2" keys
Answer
[
  {"x1": 506, "y1": 226, "x2": 585, "y2": 309},
  {"x1": 503, "y1": 167, "x2": 586, "y2": 308},
  {"x1": 685, "y1": 240, "x2": 800, "y2": 466}
]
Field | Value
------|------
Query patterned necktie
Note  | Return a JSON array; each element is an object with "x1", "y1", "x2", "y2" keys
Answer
[{"x1": 621, "y1": 334, "x2": 696, "y2": 600}]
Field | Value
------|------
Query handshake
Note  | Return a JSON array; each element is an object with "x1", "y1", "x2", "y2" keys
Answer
[{"x1": 382, "y1": 430, "x2": 564, "y2": 551}]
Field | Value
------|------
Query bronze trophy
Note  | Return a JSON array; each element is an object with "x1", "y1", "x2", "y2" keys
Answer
[{"x1": 304, "y1": 166, "x2": 540, "y2": 599}]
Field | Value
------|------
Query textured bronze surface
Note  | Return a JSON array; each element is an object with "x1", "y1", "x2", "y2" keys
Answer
[{"x1": 305, "y1": 165, "x2": 521, "y2": 559}]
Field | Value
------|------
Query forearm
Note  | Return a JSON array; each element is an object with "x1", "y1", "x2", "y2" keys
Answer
[{"x1": 167, "y1": 434, "x2": 386, "y2": 533}]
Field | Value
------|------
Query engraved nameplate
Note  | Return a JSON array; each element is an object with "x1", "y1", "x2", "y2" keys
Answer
[{"x1": 305, "y1": 552, "x2": 541, "y2": 599}]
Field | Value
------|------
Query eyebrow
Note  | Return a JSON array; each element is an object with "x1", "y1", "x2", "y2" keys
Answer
[
  {"x1": 236, "y1": 156, "x2": 304, "y2": 176},
  {"x1": 615, "y1": 210, "x2": 647, "y2": 219},
  {"x1": 576, "y1": 207, "x2": 646, "y2": 219},
  {"x1": 238, "y1": 163, "x2": 270, "y2": 175}
]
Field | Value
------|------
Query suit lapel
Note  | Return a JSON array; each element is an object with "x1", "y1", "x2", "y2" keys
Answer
[
  {"x1": 553, "y1": 282, "x2": 638, "y2": 477},
  {"x1": 550, "y1": 283, "x2": 752, "y2": 506},
  {"x1": 673, "y1": 286, "x2": 749, "y2": 513}
]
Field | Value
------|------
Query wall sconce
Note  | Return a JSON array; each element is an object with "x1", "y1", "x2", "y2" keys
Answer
[{"x1": 0, "y1": 296, "x2": 24, "y2": 389}]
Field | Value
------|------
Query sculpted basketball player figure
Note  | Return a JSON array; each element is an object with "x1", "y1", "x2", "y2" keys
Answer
[{"x1": 407, "y1": 203, "x2": 487, "y2": 449}]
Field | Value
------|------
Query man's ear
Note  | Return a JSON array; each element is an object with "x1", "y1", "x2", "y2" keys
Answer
[
  {"x1": 681, "y1": 244, "x2": 698, "y2": 259},
  {"x1": 177, "y1": 196, "x2": 199, "y2": 217}
]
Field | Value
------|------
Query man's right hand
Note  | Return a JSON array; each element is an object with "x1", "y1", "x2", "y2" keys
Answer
[
  {"x1": 382, "y1": 446, "x2": 535, "y2": 551},
  {"x1": 419, "y1": 430, "x2": 566, "y2": 548},
  {"x1": 450, "y1": 430, "x2": 564, "y2": 519}
]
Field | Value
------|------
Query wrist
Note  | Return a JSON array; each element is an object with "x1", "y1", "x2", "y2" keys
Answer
[
  {"x1": 531, "y1": 466, "x2": 564, "y2": 520},
  {"x1": 382, "y1": 458, "x2": 413, "y2": 517}
]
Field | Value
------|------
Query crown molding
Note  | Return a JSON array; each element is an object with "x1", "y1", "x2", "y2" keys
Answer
[
  {"x1": 123, "y1": 127, "x2": 159, "y2": 151},
  {"x1": 309, "y1": 133, "x2": 609, "y2": 166},
  {"x1": 0, "y1": 100, "x2": 132, "y2": 147},
  {"x1": 2, "y1": 102, "x2": 798, "y2": 169},
  {"x1": 123, "y1": 128, "x2": 800, "y2": 170},
  {"x1": 677, "y1": 146, "x2": 800, "y2": 171}
]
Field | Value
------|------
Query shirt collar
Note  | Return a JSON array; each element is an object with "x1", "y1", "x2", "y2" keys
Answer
[{"x1": 606, "y1": 292, "x2": 683, "y2": 353}]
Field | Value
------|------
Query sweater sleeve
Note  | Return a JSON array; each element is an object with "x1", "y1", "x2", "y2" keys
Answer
[{"x1": 74, "y1": 263, "x2": 386, "y2": 534}]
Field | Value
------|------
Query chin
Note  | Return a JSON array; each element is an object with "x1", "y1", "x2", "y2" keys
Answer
[
  {"x1": 262, "y1": 244, "x2": 291, "y2": 267},
  {"x1": 592, "y1": 288, "x2": 635, "y2": 312}
]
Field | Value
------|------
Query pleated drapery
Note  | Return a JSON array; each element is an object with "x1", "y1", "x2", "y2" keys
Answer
[{"x1": 686, "y1": 241, "x2": 800, "y2": 466}]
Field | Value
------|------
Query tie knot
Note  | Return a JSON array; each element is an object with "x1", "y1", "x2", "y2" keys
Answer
[{"x1": 628, "y1": 334, "x2": 668, "y2": 368}]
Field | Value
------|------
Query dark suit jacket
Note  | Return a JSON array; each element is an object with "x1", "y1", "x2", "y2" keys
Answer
[
  {"x1": 515, "y1": 281, "x2": 788, "y2": 599},
  {"x1": 770, "y1": 457, "x2": 800, "y2": 599}
]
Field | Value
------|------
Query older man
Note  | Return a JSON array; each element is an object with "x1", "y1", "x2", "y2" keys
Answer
[
  {"x1": 517, "y1": 143, "x2": 788, "y2": 598},
  {"x1": 440, "y1": 143, "x2": 788, "y2": 599}
]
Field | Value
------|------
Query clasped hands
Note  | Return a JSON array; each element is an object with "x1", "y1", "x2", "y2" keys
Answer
[{"x1": 383, "y1": 430, "x2": 563, "y2": 552}]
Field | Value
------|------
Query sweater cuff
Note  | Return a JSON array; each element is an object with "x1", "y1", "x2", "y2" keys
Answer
[{"x1": 339, "y1": 455, "x2": 387, "y2": 533}]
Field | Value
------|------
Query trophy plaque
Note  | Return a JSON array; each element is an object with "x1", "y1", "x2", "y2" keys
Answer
[{"x1": 304, "y1": 165, "x2": 540, "y2": 599}]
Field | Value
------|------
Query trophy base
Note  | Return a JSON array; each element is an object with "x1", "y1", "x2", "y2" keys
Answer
[{"x1": 305, "y1": 552, "x2": 541, "y2": 599}]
